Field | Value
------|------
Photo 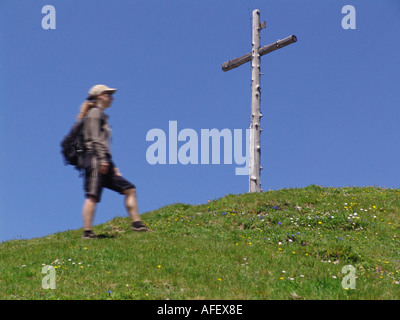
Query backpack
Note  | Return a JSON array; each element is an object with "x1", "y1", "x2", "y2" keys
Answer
[{"x1": 60, "y1": 118, "x2": 85, "y2": 173}]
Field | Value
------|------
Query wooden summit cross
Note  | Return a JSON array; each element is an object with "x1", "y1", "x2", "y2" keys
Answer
[{"x1": 222, "y1": 9, "x2": 297, "y2": 193}]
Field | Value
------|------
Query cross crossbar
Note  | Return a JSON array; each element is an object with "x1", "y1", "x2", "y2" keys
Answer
[{"x1": 221, "y1": 35, "x2": 297, "y2": 72}]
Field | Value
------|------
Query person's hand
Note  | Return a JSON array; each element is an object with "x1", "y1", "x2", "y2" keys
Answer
[
  {"x1": 99, "y1": 162, "x2": 109, "y2": 174},
  {"x1": 114, "y1": 167, "x2": 122, "y2": 177}
]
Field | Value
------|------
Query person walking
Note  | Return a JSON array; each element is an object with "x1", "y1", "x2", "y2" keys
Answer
[{"x1": 77, "y1": 84, "x2": 148, "y2": 238}]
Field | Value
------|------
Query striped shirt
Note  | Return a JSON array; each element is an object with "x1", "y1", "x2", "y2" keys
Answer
[{"x1": 83, "y1": 106, "x2": 112, "y2": 163}]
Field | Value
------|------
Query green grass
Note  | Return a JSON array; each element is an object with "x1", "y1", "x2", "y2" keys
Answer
[{"x1": 1, "y1": 185, "x2": 400, "y2": 300}]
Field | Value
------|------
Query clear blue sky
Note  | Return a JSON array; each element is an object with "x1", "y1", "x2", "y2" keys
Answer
[{"x1": 1, "y1": 0, "x2": 399, "y2": 242}]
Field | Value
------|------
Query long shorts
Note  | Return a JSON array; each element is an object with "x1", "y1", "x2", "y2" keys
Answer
[{"x1": 83, "y1": 153, "x2": 135, "y2": 202}]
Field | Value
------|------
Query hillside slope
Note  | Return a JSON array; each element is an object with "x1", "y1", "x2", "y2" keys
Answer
[{"x1": 1, "y1": 185, "x2": 400, "y2": 300}]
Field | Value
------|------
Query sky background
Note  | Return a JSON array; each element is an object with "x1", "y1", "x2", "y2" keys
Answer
[{"x1": 1, "y1": 0, "x2": 399, "y2": 242}]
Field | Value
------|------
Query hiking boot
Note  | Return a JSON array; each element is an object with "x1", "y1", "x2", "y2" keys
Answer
[
  {"x1": 132, "y1": 221, "x2": 149, "y2": 232},
  {"x1": 82, "y1": 230, "x2": 97, "y2": 239}
]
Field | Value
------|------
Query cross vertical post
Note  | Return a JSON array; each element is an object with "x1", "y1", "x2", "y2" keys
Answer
[
  {"x1": 221, "y1": 9, "x2": 297, "y2": 193},
  {"x1": 249, "y1": 9, "x2": 263, "y2": 193}
]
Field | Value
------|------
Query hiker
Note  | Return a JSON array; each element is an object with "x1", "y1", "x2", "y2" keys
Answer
[{"x1": 78, "y1": 84, "x2": 148, "y2": 238}]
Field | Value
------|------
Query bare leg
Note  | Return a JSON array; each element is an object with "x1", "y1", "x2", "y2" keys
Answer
[
  {"x1": 123, "y1": 188, "x2": 141, "y2": 222},
  {"x1": 82, "y1": 196, "x2": 97, "y2": 231}
]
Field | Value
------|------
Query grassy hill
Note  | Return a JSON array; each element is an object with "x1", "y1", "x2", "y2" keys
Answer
[{"x1": 1, "y1": 185, "x2": 400, "y2": 300}]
